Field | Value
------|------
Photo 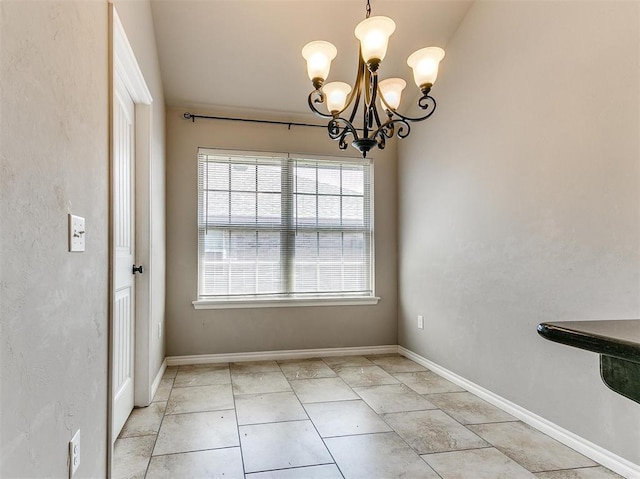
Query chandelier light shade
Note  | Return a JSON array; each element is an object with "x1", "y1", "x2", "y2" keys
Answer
[
  {"x1": 407, "y1": 47, "x2": 446, "y2": 89},
  {"x1": 323, "y1": 82, "x2": 352, "y2": 114},
  {"x1": 301, "y1": 41, "x2": 338, "y2": 87},
  {"x1": 354, "y1": 16, "x2": 396, "y2": 65},
  {"x1": 302, "y1": 0, "x2": 445, "y2": 157},
  {"x1": 378, "y1": 78, "x2": 406, "y2": 110}
]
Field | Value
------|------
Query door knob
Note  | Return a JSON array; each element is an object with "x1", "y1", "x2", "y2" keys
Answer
[{"x1": 132, "y1": 264, "x2": 144, "y2": 274}]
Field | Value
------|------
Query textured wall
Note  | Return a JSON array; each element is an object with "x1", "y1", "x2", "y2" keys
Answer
[
  {"x1": 398, "y1": 0, "x2": 640, "y2": 465},
  {"x1": 0, "y1": 1, "x2": 109, "y2": 477},
  {"x1": 114, "y1": 0, "x2": 167, "y2": 394},
  {"x1": 165, "y1": 108, "x2": 398, "y2": 356}
]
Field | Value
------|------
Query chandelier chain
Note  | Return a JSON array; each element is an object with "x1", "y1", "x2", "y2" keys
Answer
[{"x1": 365, "y1": 0, "x2": 371, "y2": 18}]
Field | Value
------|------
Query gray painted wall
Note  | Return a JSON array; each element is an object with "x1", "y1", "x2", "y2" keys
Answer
[
  {"x1": 0, "y1": 1, "x2": 166, "y2": 476},
  {"x1": 398, "y1": 0, "x2": 640, "y2": 465},
  {"x1": 1, "y1": 2, "x2": 109, "y2": 476},
  {"x1": 165, "y1": 108, "x2": 398, "y2": 356}
]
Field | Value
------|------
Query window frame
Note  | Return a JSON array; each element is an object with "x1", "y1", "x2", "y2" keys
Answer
[{"x1": 193, "y1": 148, "x2": 379, "y2": 309}]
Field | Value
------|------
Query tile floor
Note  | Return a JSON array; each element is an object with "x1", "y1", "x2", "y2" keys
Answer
[{"x1": 113, "y1": 354, "x2": 622, "y2": 479}]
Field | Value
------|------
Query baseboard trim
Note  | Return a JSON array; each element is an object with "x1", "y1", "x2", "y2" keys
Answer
[
  {"x1": 150, "y1": 358, "x2": 167, "y2": 401},
  {"x1": 398, "y1": 346, "x2": 640, "y2": 479},
  {"x1": 166, "y1": 344, "x2": 398, "y2": 366}
]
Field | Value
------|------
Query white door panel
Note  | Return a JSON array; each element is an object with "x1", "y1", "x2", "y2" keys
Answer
[{"x1": 112, "y1": 72, "x2": 135, "y2": 440}]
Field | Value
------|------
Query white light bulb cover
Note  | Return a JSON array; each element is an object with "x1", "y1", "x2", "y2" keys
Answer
[
  {"x1": 302, "y1": 41, "x2": 338, "y2": 82},
  {"x1": 378, "y1": 78, "x2": 406, "y2": 110},
  {"x1": 354, "y1": 16, "x2": 396, "y2": 64},
  {"x1": 322, "y1": 81, "x2": 352, "y2": 114},
  {"x1": 407, "y1": 47, "x2": 445, "y2": 88}
]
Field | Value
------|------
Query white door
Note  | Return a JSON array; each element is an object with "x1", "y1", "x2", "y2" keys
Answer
[{"x1": 112, "y1": 72, "x2": 136, "y2": 440}]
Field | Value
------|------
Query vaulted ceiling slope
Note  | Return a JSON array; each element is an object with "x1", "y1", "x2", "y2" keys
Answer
[{"x1": 150, "y1": 0, "x2": 473, "y2": 118}]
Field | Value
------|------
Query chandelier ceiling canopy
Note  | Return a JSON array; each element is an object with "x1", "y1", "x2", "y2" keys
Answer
[{"x1": 302, "y1": 0, "x2": 445, "y2": 157}]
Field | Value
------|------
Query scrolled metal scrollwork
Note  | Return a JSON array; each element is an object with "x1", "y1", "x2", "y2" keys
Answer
[
  {"x1": 378, "y1": 114, "x2": 395, "y2": 139},
  {"x1": 371, "y1": 117, "x2": 411, "y2": 148},
  {"x1": 394, "y1": 119, "x2": 411, "y2": 139},
  {"x1": 418, "y1": 93, "x2": 437, "y2": 113},
  {"x1": 326, "y1": 117, "x2": 359, "y2": 151},
  {"x1": 307, "y1": 90, "x2": 334, "y2": 119},
  {"x1": 376, "y1": 133, "x2": 386, "y2": 150}
]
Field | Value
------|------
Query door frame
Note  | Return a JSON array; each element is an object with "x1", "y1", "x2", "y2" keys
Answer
[{"x1": 108, "y1": 4, "x2": 153, "y2": 472}]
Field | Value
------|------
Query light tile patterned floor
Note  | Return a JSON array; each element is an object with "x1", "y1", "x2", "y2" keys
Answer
[{"x1": 113, "y1": 354, "x2": 622, "y2": 479}]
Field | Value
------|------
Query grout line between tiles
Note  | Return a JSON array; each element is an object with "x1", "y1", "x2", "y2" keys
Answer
[
  {"x1": 238, "y1": 418, "x2": 310, "y2": 428},
  {"x1": 164, "y1": 407, "x2": 236, "y2": 416},
  {"x1": 321, "y1": 430, "x2": 398, "y2": 440},
  {"x1": 533, "y1": 464, "x2": 606, "y2": 474},
  {"x1": 292, "y1": 381, "x2": 345, "y2": 479},
  {"x1": 150, "y1": 444, "x2": 242, "y2": 458},
  {"x1": 171, "y1": 381, "x2": 232, "y2": 389},
  {"x1": 118, "y1": 432, "x2": 160, "y2": 440},
  {"x1": 142, "y1": 376, "x2": 174, "y2": 478},
  {"x1": 463, "y1": 419, "x2": 522, "y2": 425},
  {"x1": 229, "y1": 371, "x2": 247, "y2": 477},
  {"x1": 419, "y1": 444, "x2": 496, "y2": 457},
  {"x1": 245, "y1": 461, "x2": 337, "y2": 477}
]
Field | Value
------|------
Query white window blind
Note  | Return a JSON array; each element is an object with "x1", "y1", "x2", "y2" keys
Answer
[{"x1": 197, "y1": 149, "x2": 373, "y2": 300}]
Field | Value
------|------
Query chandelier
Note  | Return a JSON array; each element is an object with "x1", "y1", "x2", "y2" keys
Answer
[{"x1": 302, "y1": 0, "x2": 445, "y2": 157}]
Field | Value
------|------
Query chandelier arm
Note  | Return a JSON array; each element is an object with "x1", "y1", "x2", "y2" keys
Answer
[
  {"x1": 370, "y1": 70, "x2": 380, "y2": 110},
  {"x1": 307, "y1": 90, "x2": 335, "y2": 119},
  {"x1": 364, "y1": 66, "x2": 374, "y2": 110},
  {"x1": 347, "y1": 66, "x2": 364, "y2": 125},
  {"x1": 362, "y1": 68, "x2": 376, "y2": 136},
  {"x1": 338, "y1": 130, "x2": 351, "y2": 150},
  {"x1": 372, "y1": 99, "x2": 384, "y2": 131},
  {"x1": 368, "y1": 72, "x2": 385, "y2": 132},
  {"x1": 418, "y1": 92, "x2": 436, "y2": 110},
  {"x1": 377, "y1": 113, "x2": 395, "y2": 139},
  {"x1": 329, "y1": 53, "x2": 366, "y2": 121},
  {"x1": 327, "y1": 116, "x2": 360, "y2": 143},
  {"x1": 391, "y1": 95, "x2": 438, "y2": 122},
  {"x1": 376, "y1": 131, "x2": 386, "y2": 150},
  {"x1": 364, "y1": 70, "x2": 370, "y2": 110},
  {"x1": 373, "y1": 117, "x2": 412, "y2": 141}
]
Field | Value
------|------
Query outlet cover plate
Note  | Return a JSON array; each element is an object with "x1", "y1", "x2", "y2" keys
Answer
[{"x1": 69, "y1": 429, "x2": 80, "y2": 477}]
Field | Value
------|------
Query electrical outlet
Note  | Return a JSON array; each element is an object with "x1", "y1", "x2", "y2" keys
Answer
[
  {"x1": 417, "y1": 315, "x2": 424, "y2": 330},
  {"x1": 69, "y1": 430, "x2": 80, "y2": 478}
]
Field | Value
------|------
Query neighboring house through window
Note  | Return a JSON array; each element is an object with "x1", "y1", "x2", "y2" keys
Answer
[{"x1": 193, "y1": 148, "x2": 377, "y2": 308}]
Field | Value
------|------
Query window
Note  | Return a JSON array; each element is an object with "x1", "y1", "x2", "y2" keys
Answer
[{"x1": 194, "y1": 149, "x2": 376, "y2": 308}]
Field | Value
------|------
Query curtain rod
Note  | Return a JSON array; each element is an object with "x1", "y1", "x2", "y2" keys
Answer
[{"x1": 183, "y1": 112, "x2": 329, "y2": 130}]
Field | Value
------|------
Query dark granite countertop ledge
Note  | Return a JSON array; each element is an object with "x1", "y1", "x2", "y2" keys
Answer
[
  {"x1": 537, "y1": 320, "x2": 640, "y2": 404},
  {"x1": 537, "y1": 320, "x2": 640, "y2": 363}
]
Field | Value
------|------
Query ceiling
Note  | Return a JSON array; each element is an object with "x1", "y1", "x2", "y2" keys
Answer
[{"x1": 150, "y1": 0, "x2": 473, "y2": 118}]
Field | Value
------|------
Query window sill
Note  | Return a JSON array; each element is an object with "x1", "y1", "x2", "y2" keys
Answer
[{"x1": 192, "y1": 296, "x2": 380, "y2": 310}]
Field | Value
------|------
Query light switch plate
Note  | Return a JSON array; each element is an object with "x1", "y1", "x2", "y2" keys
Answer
[{"x1": 68, "y1": 214, "x2": 85, "y2": 252}]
